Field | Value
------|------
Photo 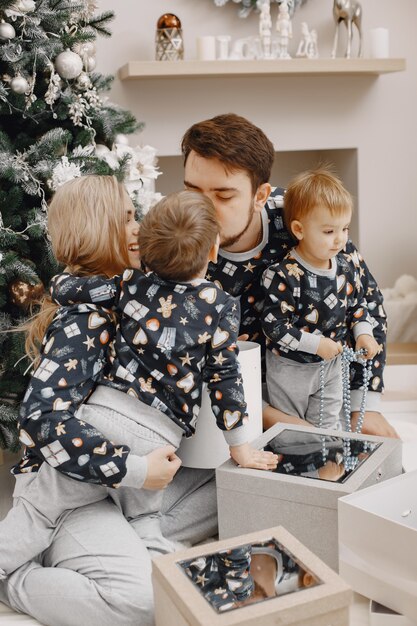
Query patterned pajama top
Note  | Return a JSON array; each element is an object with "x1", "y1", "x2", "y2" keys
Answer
[
  {"x1": 207, "y1": 187, "x2": 386, "y2": 394},
  {"x1": 14, "y1": 271, "x2": 248, "y2": 484},
  {"x1": 13, "y1": 187, "x2": 385, "y2": 482},
  {"x1": 261, "y1": 248, "x2": 374, "y2": 363}
]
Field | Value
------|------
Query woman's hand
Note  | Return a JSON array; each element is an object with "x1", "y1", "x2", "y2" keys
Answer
[
  {"x1": 230, "y1": 442, "x2": 279, "y2": 471},
  {"x1": 143, "y1": 445, "x2": 182, "y2": 490}
]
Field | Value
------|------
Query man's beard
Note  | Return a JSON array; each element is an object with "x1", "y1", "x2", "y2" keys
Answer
[{"x1": 220, "y1": 202, "x2": 255, "y2": 250}]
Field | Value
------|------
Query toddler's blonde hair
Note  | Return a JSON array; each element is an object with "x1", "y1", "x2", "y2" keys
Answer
[{"x1": 284, "y1": 168, "x2": 353, "y2": 235}]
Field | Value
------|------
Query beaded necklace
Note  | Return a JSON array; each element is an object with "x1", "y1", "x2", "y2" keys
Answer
[{"x1": 318, "y1": 346, "x2": 373, "y2": 471}]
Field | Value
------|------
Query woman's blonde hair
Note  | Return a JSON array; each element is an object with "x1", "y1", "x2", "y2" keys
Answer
[
  {"x1": 284, "y1": 167, "x2": 353, "y2": 234},
  {"x1": 139, "y1": 191, "x2": 219, "y2": 282},
  {"x1": 26, "y1": 175, "x2": 133, "y2": 361}
]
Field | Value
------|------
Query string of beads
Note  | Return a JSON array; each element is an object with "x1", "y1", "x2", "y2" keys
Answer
[{"x1": 317, "y1": 346, "x2": 373, "y2": 471}]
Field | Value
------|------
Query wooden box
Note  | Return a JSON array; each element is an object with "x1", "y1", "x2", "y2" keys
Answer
[{"x1": 152, "y1": 526, "x2": 352, "y2": 626}]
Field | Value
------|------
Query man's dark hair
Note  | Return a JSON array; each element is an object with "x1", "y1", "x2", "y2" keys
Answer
[{"x1": 181, "y1": 113, "x2": 275, "y2": 193}]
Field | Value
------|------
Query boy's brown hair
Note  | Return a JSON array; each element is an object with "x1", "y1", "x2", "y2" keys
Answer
[
  {"x1": 283, "y1": 167, "x2": 353, "y2": 233},
  {"x1": 181, "y1": 113, "x2": 275, "y2": 193},
  {"x1": 139, "y1": 191, "x2": 220, "y2": 282}
]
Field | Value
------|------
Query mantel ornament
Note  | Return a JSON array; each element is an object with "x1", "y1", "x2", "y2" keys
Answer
[
  {"x1": 331, "y1": 0, "x2": 362, "y2": 58},
  {"x1": 155, "y1": 13, "x2": 184, "y2": 61},
  {"x1": 213, "y1": 0, "x2": 309, "y2": 19}
]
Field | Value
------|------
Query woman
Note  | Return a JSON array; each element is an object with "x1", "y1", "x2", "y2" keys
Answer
[{"x1": 0, "y1": 176, "x2": 179, "y2": 626}]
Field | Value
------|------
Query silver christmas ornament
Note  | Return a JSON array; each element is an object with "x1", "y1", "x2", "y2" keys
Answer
[
  {"x1": 55, "y1": 49, "x2": 83, "y2": 80},
  {"x1": 10, "y1": 75, "x2": 29, "y2": 94},
  {"x1": 76, "y1": 71, "x2": 92, "y2": 90},
  {"x1": 95, "y1": 144, "x2": 110, "y2": 157},
  {"x1": 0, "y1": 20, "x2": 16, "y2": 40},
  {"x1": 84, "y1": 56, "x2": 96, "y2": 72},
  {"x1": 114, "y1": 134, "x2": 129, "y2": 145},
  {"x1": 73, "y1": 41, "x2": 96, "y2": 57},
  {"x1": 18, "y1": 0, "x2": 36, "y2": 12}
]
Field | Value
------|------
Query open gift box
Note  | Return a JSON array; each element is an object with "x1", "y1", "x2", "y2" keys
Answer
[
  {"x1": 152, "y1": 525, "x2": 352, "y2": 626},
  {"x1": 338, "y1": 470, "x2": 417, "y2": 624},
  {"x1": 177, "y1": 341, "x2": 263, "y2": 469},
  {"x1": 217, "y1": 423, "x2": 402, "y2": 571},
  {"x1": 369, "y1": 601, "x2": 417, "y2": 626}
]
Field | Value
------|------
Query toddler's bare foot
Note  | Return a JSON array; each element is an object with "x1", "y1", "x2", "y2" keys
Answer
[{"x1": 318, "y1": 460, "x2": 345, "y2": 481}]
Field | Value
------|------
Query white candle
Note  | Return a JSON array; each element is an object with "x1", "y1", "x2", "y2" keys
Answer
[
  {"x1": 217, "y1": 35, "x2": 231, "y2": 60},
  {"x1": 369, "y1": 28, "x2": 389, "y2": 59},
  {"x1": 196, "y1": 36, "x2": 216, "y2": 61}
]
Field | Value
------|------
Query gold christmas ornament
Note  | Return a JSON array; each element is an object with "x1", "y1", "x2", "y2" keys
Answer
[
  {"x1": 155, "y1": 13, "x2": 184, "y2": 61},
  {"x1": 157, "y1": 13, "x2": 181, "y2": 29},
  {"x1": 9, "y1": 279, "x2": 44, "y2": 309}
]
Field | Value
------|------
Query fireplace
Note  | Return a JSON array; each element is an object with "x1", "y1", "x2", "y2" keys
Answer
[{"x1": 157, "y1": 148, "x2": 359, "y2": 244}]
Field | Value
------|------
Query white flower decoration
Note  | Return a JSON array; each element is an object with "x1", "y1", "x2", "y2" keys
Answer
[
  {"x1": 49, "y1": 157, "x2": 82, "y2": 191},
  {"x1": 94, "y1": 140, "x2": 161, "y2": 214}
]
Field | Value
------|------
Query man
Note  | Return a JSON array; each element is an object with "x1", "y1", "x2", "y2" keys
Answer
[
  {"x1": 160, "y1": 112, "x2": 397, "y2": 546},
  {"x1": 181, "y1": 112, "x2": 397, "y2": 438}
]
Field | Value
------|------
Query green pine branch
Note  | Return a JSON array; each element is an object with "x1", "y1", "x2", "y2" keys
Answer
[
  {"x1": 84, "y1": 11, "x2": 115, "y2": 37},
  {"x1": 0, "y1": 1, "x2": 149, "y2": 452}
]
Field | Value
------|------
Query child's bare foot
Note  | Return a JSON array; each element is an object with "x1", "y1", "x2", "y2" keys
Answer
[{"x1": 318, "y1": 460, "x2": 345, "y2": 481}]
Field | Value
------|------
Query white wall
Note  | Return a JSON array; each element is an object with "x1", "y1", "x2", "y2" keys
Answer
[{"x1": 96, "y1": 0, "x2": 417, "y2": 288}]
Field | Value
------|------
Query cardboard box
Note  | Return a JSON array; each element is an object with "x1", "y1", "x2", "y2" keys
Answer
[
  {"x1": 339, "y1": 470, "x2": 417, "y2": 623},
  {"x1": 217, "y1": 423, "x2": 402, "y2": 571},
  {"x1": 369, "y1": 601, "x2": 417, "y2": 626},
  {"x1": 152, "y1": 526, "x2": 352, "y2": 626}
]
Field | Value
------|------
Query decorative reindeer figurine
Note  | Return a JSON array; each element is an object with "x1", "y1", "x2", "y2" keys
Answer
[{"x1": 331, "y1": 0, "x2": 362, "y2": 59}]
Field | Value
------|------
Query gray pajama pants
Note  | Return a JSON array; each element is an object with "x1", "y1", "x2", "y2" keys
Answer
[
  {"x1": 0, "y1": 386, "x2": 218, "y2": 624},
  {"x1": 0, "y1": 387, "x2": 183, "y2": 579},
  {"x1": 0, "y1": 498, "x2": 155, "y2": 626},
  {"x1": 0, "y1": 467, "x2": 217, "y2": 626},
  {"x1": 266, "y1": 351, "x2": 343, "y2": 429}
]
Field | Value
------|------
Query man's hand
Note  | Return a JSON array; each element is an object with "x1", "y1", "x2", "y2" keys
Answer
[
  {"x1": 355, "y1": 334, "x2": 379, "y2": 359},
  {"x1": 230, "y1": 442, "x2": 279, "y2": 470},
  {"x1": 143, "y1": 445, "x2": 182, "y2": 490},
  {"x1": 316, "y1": 337, "x2": 343, "y2": 360},
  {"x1": 351, "y1": 411, "x2": 400, "y2": 439}
]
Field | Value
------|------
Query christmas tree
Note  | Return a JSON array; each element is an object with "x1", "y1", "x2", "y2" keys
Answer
[{"x1": 0, "y1": 0, "x2": 160, "y2": 452}]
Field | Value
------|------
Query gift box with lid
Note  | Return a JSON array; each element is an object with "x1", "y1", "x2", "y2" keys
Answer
[
  {"x1": 338, "y1": 470, "x2": 417, "y2": 623},
  {"x1": 216, "y1": 422, "x2": 402, "y2": 571},
  {"x1": 369, "y1": 601, "x2": 417, "y2": 626},
  {"x1": 152, "y1": 525, "x2": 352, "y2": 626}
]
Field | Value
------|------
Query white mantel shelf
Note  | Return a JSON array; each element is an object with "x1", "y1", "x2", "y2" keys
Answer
[{"x1": 119, "y1": 58, "x2": 406, "y2": 80}]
